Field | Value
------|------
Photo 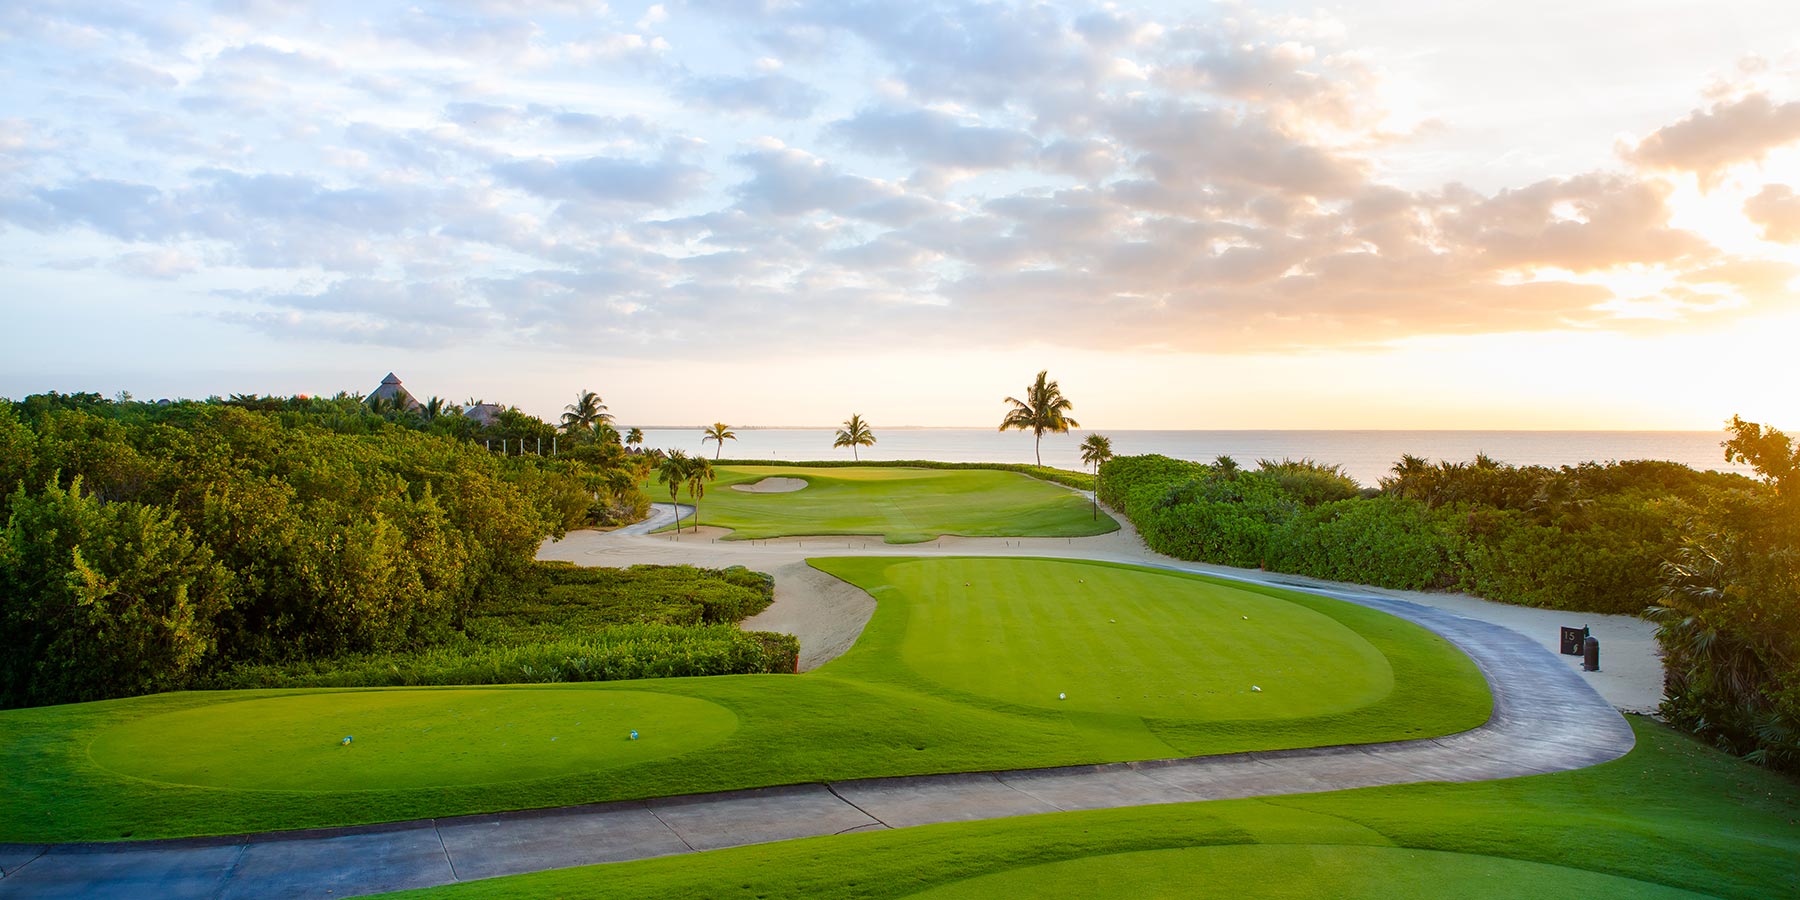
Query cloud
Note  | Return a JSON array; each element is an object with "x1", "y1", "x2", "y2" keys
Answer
[
  {"x1": 110, "y1": 248, "x2": 200, "y2": 279},
  {"x1": 1038, "y1": 138, "x2": 1122, "y2": 180},
  {"x1": 678, "y1": 72, "x2": 824, "y2": 119},
  {"x1": 1626, "y1": 92, "x2": 1800, "y2": 185},
  {"x1": 444, "y1": 102, "x2": 524, "y2": 131},
  {"x1": 1440, "y1": 174, "x2": 1709, "y2": 272},
  {"x1": 4, "y1": 0, "x2": 1795, "y2": 361},
  {"x1": 831, "y1": 106, "x2": 1039, "y2": 171},
  {"x1": 11, "y1": 179, "x2": 183, "y2": 241},
  {"x1": 493, "y1": 154, "x2": 707, "y2": 207},
  {"x1": 1744, "y1": 184, "x2": 1800, "y2": 243},
  {"x1": 729, "y1": 141, "x2": 939, "y2": 225},
  {"x1": 1106, "y1": 99, "x2": 1369, "y2": 197}
]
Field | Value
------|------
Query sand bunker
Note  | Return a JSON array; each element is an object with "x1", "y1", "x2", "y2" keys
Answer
[{"x1": 733, "y1": 476, "x2": 808, "y2": 493}]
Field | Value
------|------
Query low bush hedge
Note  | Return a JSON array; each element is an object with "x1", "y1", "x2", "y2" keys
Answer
[
  {"x1": 1102, "y1": 453, "x2": 1736, "y2": 613},
  {"x1": 202, "y1": 625, "x2": 798, "y2": 689},
  {"x1": 202, "y1": 561, "x2": 794, "y2": 689}
]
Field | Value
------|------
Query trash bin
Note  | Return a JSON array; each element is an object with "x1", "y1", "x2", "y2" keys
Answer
[
  {"x1": 1560, "y1": 625, "x2": 1590, "y2": 656},
  {"x1": 1583, "y1": 635, "x2": 1600, "y2": 672}
]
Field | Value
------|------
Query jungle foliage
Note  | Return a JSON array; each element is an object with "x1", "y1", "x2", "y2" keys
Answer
[
  {"x1": 1100, "y1": 452, "x2": 1744, "y2": 608},
  {"x1": 1101, "y1": 428, "x2": 1800, "y2": 772},
  {"x1": 203, "y1": 562, "x2": 796, "y2": 689},
  {"x1": 0, "y1": 393, "x2": 705, "y2": 708},
  {"x1": 1652, "y1": 417, "x2": 1800, "y2": 771}
]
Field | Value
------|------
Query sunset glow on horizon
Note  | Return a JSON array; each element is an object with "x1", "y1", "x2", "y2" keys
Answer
[{"x1": 3, "y1": 0, "x2": 1798, "y2": 430}]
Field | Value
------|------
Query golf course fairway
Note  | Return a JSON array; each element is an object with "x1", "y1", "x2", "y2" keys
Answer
[
  {"x1": 874, "y1": 556, "x2": 1392, "y2": 719},
  {"x1": 4, "y1": 557, "x2": 1488, "y2": 840},
  {"x1": 903, "y1": 844, "x2": 1715, "y2": 899},
  {"x1": 86, "y1": 689, "x2": 738, "y2": 791},
  {"x1": 660, "y1": 465, "x2": 1119, "y2": 542}
]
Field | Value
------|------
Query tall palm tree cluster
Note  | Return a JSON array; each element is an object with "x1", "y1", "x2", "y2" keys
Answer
[{"x1": 655, "y1": 450, "x2": 716, "y2": 534}]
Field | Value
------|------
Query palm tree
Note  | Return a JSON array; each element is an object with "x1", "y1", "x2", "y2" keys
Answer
[
  {"x1": 626, "y1": 427, "x2": 644, "y2": 452},
  {"x1": 685, "y1": 456, "x2": 716, "y2": 531},
  {"x1": 999, "y1": 370, "x2": 1079, "y2": 466},
  {"x1": 421, "y1": 396, "x2": 449, "y2": 421},
  {"x1": 1079, "y1": 433, "x2": 1114, "y2": 520},
  {"x1": 1214, "y1": 454, "x2": 1241, "y2": 480},
  {"x1": 591, "y1": 421, "x2": 621, "y2": 446},
  {"x1": 702, "y1": 422, "x2": 737, "y2": 460},
  {"x1": 833, "y1": 414, "x2": 877, "y2": 460},
  {"x1": 561, "y1": 390, "x2": 612, "y2": 434},
  {"x1": 656, "y1": 451, "x2": 691, "y2": 533}
]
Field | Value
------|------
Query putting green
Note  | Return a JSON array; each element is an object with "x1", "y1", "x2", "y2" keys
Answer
[
  {"x1": 86, "y1": 688, "x2": 737, "y2": 791},
  {"x1": 661, "y1": 465, "x2": 1117, "y2": 543},
  {"x1": 830, "y1": 557, "x2": 1392, "y2": 720},
  {"x1": 905, "y1": 845, "x2": 1716, "y2": 899}
]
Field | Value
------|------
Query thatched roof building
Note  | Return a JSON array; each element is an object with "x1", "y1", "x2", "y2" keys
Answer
[
  {"x1": 464, "y1": 402, "x2": 505, "y2": 427},
  {"x1": 365, "y1": 372, "x2": 421, "y2": 411}
]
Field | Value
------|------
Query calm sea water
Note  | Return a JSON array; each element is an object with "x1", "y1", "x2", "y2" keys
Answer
[{"x1": 635, "y1": 429, "x2": 1753, "y2": 488}]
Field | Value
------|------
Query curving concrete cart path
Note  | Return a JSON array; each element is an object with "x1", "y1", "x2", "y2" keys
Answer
[{"x1": 0, "y1": 503, "x2": 1641, "y2": 900}]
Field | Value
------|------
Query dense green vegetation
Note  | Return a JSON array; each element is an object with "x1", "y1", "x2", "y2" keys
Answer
[
  {"x1": 1100, "y1": 452, "x2": 1744, "y2": 612},
  {"x1": 202, "y1": 562, "x2": 797, "y2": 689},
  {"x1": 1099, "y1": 421, "x2": 1800, "y2": 773},
  {"x1": 0, "y1": 558, "x2": 1487, "y2": 841},
  {"x1": 380, "y1": 719, "x2": 1800, "y2": 900},
  {"x1": 673, "y1": 465, "x2": 1116, "y2": 542},
  {"x1": 0, "y1": 392, "x2": 660, "y2": 708},
  {"x1": 1653, "y1": 417, "x2": 1800, "y2": 771}
]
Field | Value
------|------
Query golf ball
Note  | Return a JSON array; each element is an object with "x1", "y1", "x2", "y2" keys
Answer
[
  {"x1": 1058, "y1": 692, "x2": 1066, "y2": 700},
  {"x1": 629, "y1": 730, "x2": 639, "y2": 740}
]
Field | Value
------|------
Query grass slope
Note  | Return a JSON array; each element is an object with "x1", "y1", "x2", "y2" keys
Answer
[
  {"x1": 661, "y1": 466, "x2": 1119, "y2": 542},
  {"x1": 0, "y1": 558, "x2": 1486, "y2": 841},
  {"x1": 379, "y1": 719, "x2": 1800, "y2": 900}
]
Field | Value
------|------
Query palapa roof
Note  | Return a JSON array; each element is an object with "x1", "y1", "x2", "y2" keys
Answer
[
  {"x1": 365, "y1": 372, "x2": 421, "y2": 410},
  {"x1": 463, "y1": 402, "x2": 504, "y2": 427}
]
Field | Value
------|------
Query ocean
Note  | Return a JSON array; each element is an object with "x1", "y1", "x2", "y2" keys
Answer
[{"x1": 633, "y1": 428, "x2": 1754, "y2": 488}]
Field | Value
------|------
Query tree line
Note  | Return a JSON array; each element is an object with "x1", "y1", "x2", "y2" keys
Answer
[
  {"x1": 1098, "y1": 416, "x2": 1799, "y2": 771},
  {"x1": 0, "y1": 391, "x2": 655, "y2": 707}
]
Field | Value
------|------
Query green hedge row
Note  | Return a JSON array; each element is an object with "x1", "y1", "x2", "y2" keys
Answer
[
  {"x1": 1101, "y1": 453, "x2": 1734, "y2": 613},
  {"x1": 203, "y1": 560, "x2": 793, "y2": 689},
  {"x1": 202, "y1": 625, "x2": 799, "y2": 689}
]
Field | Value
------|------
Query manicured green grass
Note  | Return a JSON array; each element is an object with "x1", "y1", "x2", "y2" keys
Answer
[
  {"x1": 661, "y1": 466, "x2": 1118, "y2": 542},
  {"x1": 87, "y1": 689, "x2": 738, "y2": 791},
  {"x1": 883, "y1": 557, "x2": 1392, "y2": 720},
  {"x1": 906, "y1": 845, "x2": 1711, "y2": 899},
  {"x1": 0, "y1": 558, "x2": 1486, "y2": 841},
  {"x1": 378, "y1": 719, "x2": 1800, "y2": 900}
]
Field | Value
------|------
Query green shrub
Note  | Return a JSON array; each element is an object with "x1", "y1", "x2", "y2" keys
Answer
[
  {"x1": 1267, "y1": 497, "x2": 1454, "y2": 591},
  {"x1": 0, "y1": 396, "x2": 705, "y2": 707},
  {"x1": 1103, "y1": 452, "x2": 1741, "y2": 615},
  {"x1": 201, "y1": 561, "x2": 791, "y2": 690},
  {"x1": 0, "y1": 476, "x2": 234, "y2": 705},
  {"x1": 202, "y1": 625, "x2": 799, "y2": 689}
]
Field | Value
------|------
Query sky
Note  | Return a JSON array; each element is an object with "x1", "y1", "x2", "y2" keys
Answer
[{"x1": 2, "y1": 0, "x2": 1798, "y2": 429}]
